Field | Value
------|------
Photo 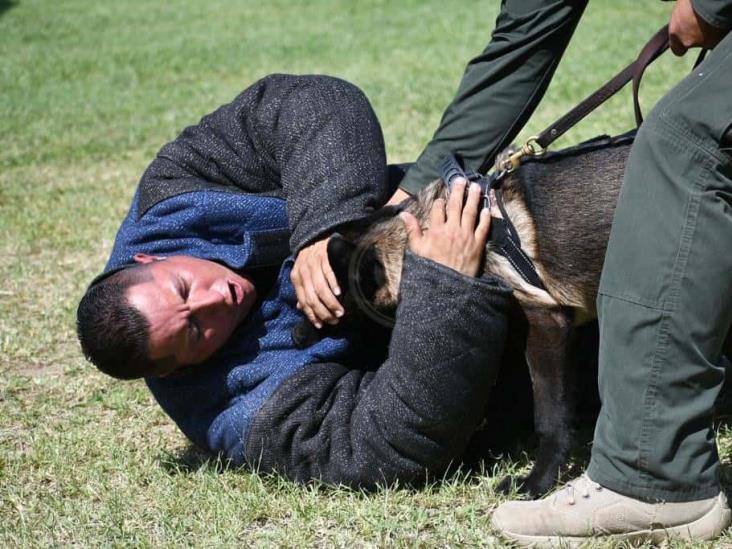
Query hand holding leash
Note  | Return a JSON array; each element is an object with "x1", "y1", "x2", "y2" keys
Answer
[
  {"x1": 399, "y1": 179, "x2": 490, "y2": 277},
  {"x1": 669, "y1": 0, "x2": 725, "y2": 56}
]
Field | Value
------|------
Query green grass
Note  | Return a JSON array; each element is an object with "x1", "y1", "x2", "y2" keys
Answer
[{"x1": 1, "y1": 0, "x2": 727, "y2": 546}]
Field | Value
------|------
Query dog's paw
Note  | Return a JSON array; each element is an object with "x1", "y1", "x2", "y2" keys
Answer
[
  {"x1": 496, "y1": 475, "x2": 524, "y2": 496},
  {"x1": 517, "y1": 476, "x2": 552, "y2": 499},
  {"x1": 496, "y1": 475, "x2": 549, "y2": 499}
]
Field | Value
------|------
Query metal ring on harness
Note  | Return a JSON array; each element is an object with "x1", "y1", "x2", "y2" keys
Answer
[{"x1": 524, "y1": 135, "x2": 546, "y2": 158}]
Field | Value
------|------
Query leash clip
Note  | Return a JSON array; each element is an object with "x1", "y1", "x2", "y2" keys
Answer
[
  {"x1": 499, "y1": 135, "x2": 546, "y2": 173},
  {"x1": 501, "y1": 148, "x2": 525, "y2": 173}
]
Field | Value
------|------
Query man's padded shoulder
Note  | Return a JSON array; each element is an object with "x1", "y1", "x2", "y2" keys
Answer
[
  {"x1": 104, "y1": 189, "x2": 290, "y2": 275},
  {"x1": 137, "y1": 74, "x2": 373, "y2": 216}
]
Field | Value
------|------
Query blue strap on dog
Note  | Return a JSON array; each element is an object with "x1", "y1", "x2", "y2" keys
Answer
[{"x1": 438, "y1": 154, "x2": 546, "y2": 292}]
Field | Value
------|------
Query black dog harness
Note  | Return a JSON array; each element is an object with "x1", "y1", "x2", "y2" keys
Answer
[{"x1": 437, "y1": 154, "x2": 547, "y2": 291}]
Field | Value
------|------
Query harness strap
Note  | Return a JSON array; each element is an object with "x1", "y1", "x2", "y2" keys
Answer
[
  {"x1": 491, "y1": 189, "x2": 547, "y2": 291},
  {"x1": 437, "y1": 154, "x2": 492, "y2": 209}
]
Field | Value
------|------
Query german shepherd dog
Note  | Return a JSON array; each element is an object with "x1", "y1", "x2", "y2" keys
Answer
[{"x1": 316, "y1": 133, "x2": 732, "y2": 498}]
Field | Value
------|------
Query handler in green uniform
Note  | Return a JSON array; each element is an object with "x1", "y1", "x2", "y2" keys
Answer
[{"x1": 394, "y1": 0, "x2": 732, "y2": 544}]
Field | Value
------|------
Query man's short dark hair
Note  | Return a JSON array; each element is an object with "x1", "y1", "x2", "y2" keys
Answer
[{"x1": 76, "y1": 264, "x2": 158, "y2": 380}]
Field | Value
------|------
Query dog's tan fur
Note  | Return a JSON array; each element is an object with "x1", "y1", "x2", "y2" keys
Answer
[{"x1": 367, "y1": 178, "x2": 581, "y2": 314}]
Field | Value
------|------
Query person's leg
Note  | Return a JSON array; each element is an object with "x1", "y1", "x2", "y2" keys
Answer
[
  {"x1": 589, "y1": 37, "x2": 732, "y2": 502},
  {"x1": 492, "y1": 32, "x2": 732, "y2": 545}
]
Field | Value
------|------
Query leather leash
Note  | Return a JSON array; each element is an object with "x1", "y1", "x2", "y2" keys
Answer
[{"x1": 498, "y1": 24, "x2": 670, "y2": 173}]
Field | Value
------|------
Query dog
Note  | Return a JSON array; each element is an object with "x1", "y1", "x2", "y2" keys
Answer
[{"x1": 320, "y1": 133, "x2": 732, "y2": 498}]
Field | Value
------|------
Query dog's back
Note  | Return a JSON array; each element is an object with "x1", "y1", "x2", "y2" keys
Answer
[{"x1": 498, "y1": 138, "x2": 632, "y2": 310}]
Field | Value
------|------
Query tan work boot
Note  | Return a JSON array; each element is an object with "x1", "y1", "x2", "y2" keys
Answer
[{"x1": 491, "y1": 473, "x2": 731, "y2": 547}]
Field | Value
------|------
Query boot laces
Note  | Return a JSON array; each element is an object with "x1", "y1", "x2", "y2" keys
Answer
[{"x1": 556, "y1": 474, "x2": 602, "y2": 506}]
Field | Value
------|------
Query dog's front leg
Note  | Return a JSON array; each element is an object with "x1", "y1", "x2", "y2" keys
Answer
[{"x1": 497, "y1": 305, "x2": 576, "y2": 498}]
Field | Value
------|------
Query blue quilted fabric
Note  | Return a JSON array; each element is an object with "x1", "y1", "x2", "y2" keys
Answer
[{"x1": 105, "y1": 188, "x2": 291, "y2": 273}]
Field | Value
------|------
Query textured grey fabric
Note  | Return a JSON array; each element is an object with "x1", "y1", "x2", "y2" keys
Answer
[
  {"x1": 244, "y1": 251, "x2": 513, "y2": 489},
  {"x1": 137, "y1": 74, "x2": 390, "y2": 252}
]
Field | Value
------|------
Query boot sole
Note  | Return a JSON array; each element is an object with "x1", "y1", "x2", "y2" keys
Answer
[{"x1": 498, "y1": 493, "x2": 731, "y2": 548}]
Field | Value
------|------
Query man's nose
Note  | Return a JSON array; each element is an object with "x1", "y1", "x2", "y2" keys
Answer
[{"x1": 188, "y1": 289, "x2": 228, "y2": 312}]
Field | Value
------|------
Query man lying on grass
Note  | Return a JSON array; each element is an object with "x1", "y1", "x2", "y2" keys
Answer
[{"x1": 76, "y1": 74, "x2": 510, "y2": 488}]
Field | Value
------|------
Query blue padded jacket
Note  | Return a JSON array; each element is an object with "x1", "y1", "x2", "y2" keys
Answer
[{"x1": 99, "y1": 74, "x2": 512, "y2": 488}]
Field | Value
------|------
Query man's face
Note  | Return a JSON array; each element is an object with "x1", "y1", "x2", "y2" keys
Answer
[{"x1": 126, "y1": 254, "x2": 257, "y2": 375}]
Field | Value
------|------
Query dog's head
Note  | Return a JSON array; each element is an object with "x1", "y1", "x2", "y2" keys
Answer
[{"x1": 327, "y1": 179, "x2": 448, "y2": 322}]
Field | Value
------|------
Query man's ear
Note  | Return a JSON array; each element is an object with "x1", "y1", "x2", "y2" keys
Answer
[
  {"x1": 327, "y1": 234, "x2": 356, "y2": 292},
  {"x1": 133, "y1": 253, "x2": 165, "y2": 264}
]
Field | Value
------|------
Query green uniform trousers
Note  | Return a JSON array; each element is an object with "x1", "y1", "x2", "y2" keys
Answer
[{"x1": 587, "y1": 30, "x2": 732, "y2": 502}]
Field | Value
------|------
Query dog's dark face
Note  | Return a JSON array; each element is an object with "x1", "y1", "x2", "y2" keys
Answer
[
  {"x1": 325, "y1": 218, "x2": 402, "y2": 326},
  {"x1": 292, "y1": 204, "x2": 414, "y2": 349},
  {"x1": 326, "y1": 234, "x2": 389, "y2": 315}
]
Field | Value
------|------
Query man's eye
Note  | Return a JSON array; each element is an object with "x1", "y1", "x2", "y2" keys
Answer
[
  {"x1": 179, "y1": 278, "x2": 190, "y2": 300},
  {"x1": 188, "y1": 317, "x2": 201, "y2": 342}
]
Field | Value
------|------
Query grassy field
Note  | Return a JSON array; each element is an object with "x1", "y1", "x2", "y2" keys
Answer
[{"x1": 1, "y1": 0, "x2": 728, "y2": 546}]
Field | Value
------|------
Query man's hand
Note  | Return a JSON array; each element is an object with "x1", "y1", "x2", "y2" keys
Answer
[
  {"x1": 400, "y1": 179, "x2": 491, "y2": 277},
  {"x1": 669, "y1": 0, "x2": 725, "y2": 56},
  {"x1": 291, "y1": 237, "x2": 344, "y2": 329}
]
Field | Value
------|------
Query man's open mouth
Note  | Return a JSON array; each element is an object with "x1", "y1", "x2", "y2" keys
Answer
[{"x1": 228, "y1": 280, "x2": 243, "y2": 305}]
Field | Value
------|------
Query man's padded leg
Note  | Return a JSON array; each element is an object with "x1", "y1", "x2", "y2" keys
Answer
[{"x1": 492, "y1": 32, "x2": 732, "y2": 546}]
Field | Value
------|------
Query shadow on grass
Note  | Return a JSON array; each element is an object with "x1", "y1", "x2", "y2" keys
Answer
[
  {"x1": 461, "y1": 349, "x2": 732, "y2": 496},
  {"x1": 0, "y1": 0, "x2": 18, "y2": 19},
  {"x1": 159, "y1": 444, "x2": 235, "y2": 475}
]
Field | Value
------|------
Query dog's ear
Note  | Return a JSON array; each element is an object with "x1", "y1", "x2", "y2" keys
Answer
[{"x1": 327, "y1": 233, "x2": 356, "y2": 291}]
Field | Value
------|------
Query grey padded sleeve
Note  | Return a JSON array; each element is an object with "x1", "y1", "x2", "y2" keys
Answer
[{"x1": 244, "y1": 252, "x2": 512, "y2": 488}]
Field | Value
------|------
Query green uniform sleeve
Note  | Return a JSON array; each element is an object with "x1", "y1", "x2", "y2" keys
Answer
[
  {"x1": 691, "y1": 0, "x2": 732, "y2": 30},
  {"x1": 399, "y1": 0, "x2": 588, "y2": 195}
]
